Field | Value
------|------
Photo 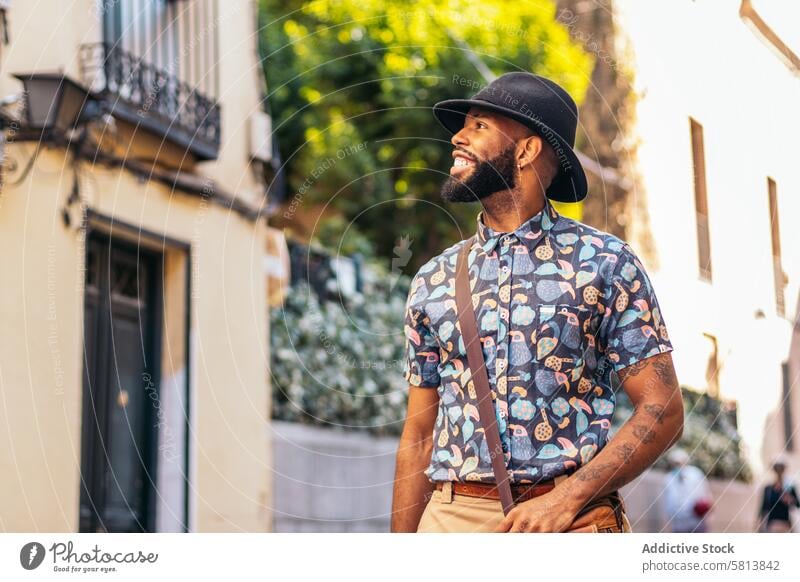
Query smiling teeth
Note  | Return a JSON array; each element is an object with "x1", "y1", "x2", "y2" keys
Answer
[{"x1": 454, "y1": 158, "x2": 472, "y2": 167}]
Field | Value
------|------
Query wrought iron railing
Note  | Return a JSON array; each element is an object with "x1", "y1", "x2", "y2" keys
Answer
[{"x1": 79, "y1": 43, "x2": 221, "y2": 159}]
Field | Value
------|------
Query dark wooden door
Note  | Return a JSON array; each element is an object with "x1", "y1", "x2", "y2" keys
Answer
[{"x1": 79, "y1": 234, "x2": 162, "y2": 532}]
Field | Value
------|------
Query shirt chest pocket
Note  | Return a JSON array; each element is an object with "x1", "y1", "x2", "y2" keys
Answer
[{"x1": 532, "y1": 304, "x2": 593, "y2": 396}]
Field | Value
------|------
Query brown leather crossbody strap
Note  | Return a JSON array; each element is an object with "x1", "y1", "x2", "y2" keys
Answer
[{"x1": 454, "y1": 237, "x2": 516, "y2": 515}]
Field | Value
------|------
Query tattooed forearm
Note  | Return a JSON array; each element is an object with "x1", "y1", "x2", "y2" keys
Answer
[
  {"x1": 566, "y1": 432, "x2": 661, "y2": 508},
  {"x1": 576, "y1": 462, "x2": 616, "y2": 482},
  {"x1": 561, "y1": 351, "x2": 684, "y2": 511},
  {"x1": 614, "y1": 442, "x2": 636, "y2": 463},
  {"x1": 574, "y1": 454, "x2": 630, "y2": 492},
  {"x1": 644, "y1": 403, "x2": 666, "y2": 424},
  {"x1": 632, "y1": 424, "x2": 657, "y2": 444},
  {"x1": 605, "y1": 471, "x2": 628, "y2": 492}
]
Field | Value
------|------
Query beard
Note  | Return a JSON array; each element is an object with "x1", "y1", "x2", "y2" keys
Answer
[{"x1": 440, "y1": 144, "x2": 518, "y2": 203}]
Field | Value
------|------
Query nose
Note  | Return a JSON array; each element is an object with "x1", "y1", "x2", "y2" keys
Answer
[{"x1": 451, "y1": 126, "x2": 469, "y2": 148}]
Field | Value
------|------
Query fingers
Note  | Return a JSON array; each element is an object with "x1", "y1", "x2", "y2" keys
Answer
[
  {"x1": 505, "y1": 515, "x2": 560, "y2": 532},
  {"x1": 498, "y1": 506, "x2": 564, "y2": 532},
  {"x1": 511, "y1": 519, "x2": 532, "y2": 533},
  {"x1": 494, "y1": 514, "x2": 514, "y2": 532},
  {"x1": 507, "y1": 512, "x2": 542, "y2": 532}
]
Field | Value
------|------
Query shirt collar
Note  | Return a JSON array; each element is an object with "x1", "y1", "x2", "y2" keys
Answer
[{"x1": 475, "y1": 199, "x2": 560, "y2": 254}]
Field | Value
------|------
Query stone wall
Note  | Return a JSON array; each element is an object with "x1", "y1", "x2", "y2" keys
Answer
[{"x1": 272, "y1": 421, "x2": 776, "y2": 533}]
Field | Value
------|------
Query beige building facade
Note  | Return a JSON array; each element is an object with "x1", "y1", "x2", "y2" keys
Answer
[{"x1": 0, "y1": 0, "x2": 272, "y2": 532}]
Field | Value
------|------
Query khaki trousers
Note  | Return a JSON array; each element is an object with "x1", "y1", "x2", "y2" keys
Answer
[{"x1": 416, "y1": 480, "x2": 633, "y2": 533}]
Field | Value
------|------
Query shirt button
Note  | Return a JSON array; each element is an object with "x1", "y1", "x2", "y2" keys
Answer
[{"x1": 502, "y1": 266, "x2": 510, "y2": 272}]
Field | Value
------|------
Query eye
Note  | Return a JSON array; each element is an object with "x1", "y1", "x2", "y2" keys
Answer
[{"x1": 476, "y1": 121, "x2": 487, "y2": 129}]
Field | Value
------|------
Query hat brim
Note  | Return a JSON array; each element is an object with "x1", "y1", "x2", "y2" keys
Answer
[{"x1": 432, "y1": 98, "x2": 587, "y2": 203}]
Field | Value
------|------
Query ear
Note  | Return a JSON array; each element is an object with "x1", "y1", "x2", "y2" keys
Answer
[{"x1": 516, "y1": 134, "x2": 544, "y2": 169}]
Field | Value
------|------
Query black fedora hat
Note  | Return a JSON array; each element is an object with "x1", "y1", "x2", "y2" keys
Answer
[{"x1": 433, "y1": 72, "x2": 587, "y2": 203}]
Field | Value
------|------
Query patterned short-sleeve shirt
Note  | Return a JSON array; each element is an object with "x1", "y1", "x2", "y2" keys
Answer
[{"x1": 402, "y1": 200, "x2": 673, "y2": 484}]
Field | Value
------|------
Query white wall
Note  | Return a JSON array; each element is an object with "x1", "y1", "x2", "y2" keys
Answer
[
  {"x1": 614, "y1": 0, "x2": 800, "y2": 478},
  {"x1": 271, "y1": 421, "x2": 398, "y2": 532},
  {"x1": 272, "y1": 422, "x2": 773, "y2": 532}
]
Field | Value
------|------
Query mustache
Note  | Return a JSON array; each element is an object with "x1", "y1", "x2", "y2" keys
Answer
[{"x1": 452, "y1": 147, "x2": 479, "y2": 161}]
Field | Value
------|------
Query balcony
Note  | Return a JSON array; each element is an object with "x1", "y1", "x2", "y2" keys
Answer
[{"x1": 79, "y1": 43, "x2": 221, "y2": 161}]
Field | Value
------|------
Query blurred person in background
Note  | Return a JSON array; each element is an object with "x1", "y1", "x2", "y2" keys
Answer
[
  {"x1": 757, "y1": 457, "x2": 799, "y2": 533},
  {"x1": 662, "y1": 448, "x2": 713, "y2": 533}
]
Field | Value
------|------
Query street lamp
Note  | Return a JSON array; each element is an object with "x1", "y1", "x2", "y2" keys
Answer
[{"x1": 13, "y1": 73, "x2": 93, "y2": 135}]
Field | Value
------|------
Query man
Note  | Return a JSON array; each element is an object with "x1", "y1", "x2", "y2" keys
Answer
[
  {"x1": 757, "y1": 457, "x2": 799, "y2": 533},
  {"x1": 390, "y1": 72, "x2": 683, "y2": 533},
  {"x1": 662, "y1": 449, "x2": 713, "y2": 532}
]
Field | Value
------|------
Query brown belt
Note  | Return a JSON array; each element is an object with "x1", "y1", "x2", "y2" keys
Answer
[
  {"x1": 436, "y1": 480, "x2": 556, "y2": 504},
  {"x1": 436, "y1": 481, "x2": 629, "y2": 531}
]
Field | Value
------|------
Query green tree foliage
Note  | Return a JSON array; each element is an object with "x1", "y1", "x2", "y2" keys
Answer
[{"x1": 259, "y1": 0, "x2": 592, "y2": 270}]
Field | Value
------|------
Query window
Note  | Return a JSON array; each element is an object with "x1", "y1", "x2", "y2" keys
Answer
[
  {"x1": 85, "y1": 0, "x2": 221, "y2": 159},
  {"x1": 99, "y1": 0, "x2": 219, "y2": 98},
  {"x1": 690, "y1": 118, "x2": 712, "y2": 281},
  {"x1": 702, "y1": 333, "x2": 720, "y2": 398},
  {"x1": 0, "y1": 2, "x2": 10, "y2": 45},
  {"x1": 767, "y1": 177, "x2": 786, "y2": 316},
  {"x1": 782, "y1": 362, "x2": 795, "y2": 452}
]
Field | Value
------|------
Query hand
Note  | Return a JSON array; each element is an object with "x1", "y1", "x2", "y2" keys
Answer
[{"x1": 494, "y1": 488, "x2": 581, "y2": 533}]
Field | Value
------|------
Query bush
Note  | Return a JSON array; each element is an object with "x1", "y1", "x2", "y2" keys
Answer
[{"x1": 270, "y1": 267, "x2": 411, "y2": 437}]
